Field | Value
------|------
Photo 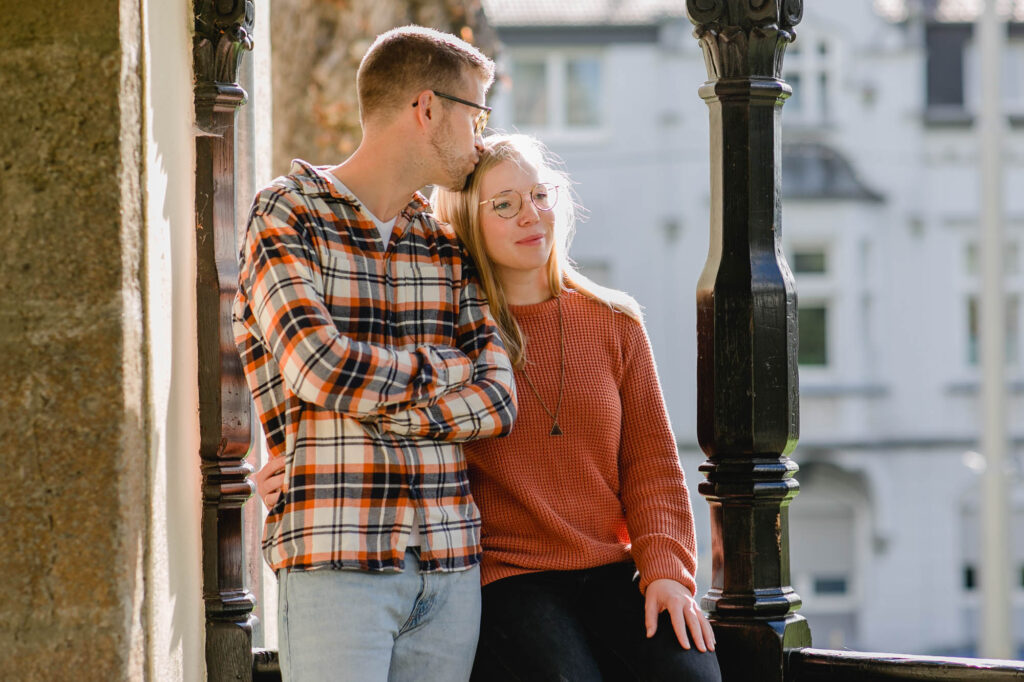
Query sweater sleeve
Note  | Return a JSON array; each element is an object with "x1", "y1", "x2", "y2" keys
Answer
[{"x1": 617, "y1": 316, "x2": 698, "y2": 596}]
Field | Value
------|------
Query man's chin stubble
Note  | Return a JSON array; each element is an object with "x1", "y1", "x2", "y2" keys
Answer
[{"x1": 443, "y1": 175, "x2": 469, "y2": 192}]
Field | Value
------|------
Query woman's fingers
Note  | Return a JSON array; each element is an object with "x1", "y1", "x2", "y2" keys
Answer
[{"x1": 253, "y1": 457, "x2": 286, "y2": 508}]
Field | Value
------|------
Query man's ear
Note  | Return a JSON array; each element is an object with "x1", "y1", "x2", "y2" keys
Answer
[{"x1": 412, "y1": 90, "x2": 435, "y2": 126}]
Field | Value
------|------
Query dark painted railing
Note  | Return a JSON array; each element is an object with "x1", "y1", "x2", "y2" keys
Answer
[{"x1": 787, "y1": 648, "x2": 1024, "y2": 681}]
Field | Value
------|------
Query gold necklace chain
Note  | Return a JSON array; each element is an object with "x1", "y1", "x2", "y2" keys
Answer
[{"x1": 519, "y1": 294, "x2": 565, "y2": 436}]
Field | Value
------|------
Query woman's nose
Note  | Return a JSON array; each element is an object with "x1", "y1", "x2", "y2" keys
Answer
[{"x1": 517, "y1": 197, "x2": 540, "y2": 224}]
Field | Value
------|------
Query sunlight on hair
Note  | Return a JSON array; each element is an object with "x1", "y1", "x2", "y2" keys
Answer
[{"x1": 432, "y1": 132, "x2": 642, "y2": 367}]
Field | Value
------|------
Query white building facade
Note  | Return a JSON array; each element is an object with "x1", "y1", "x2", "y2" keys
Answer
[{"x1": 483, "y1": 0, "x2": 1024, "y2": 657}]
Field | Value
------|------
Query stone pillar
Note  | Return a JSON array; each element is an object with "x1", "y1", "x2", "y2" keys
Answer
[
  {"x1": 193, "y1": 1, "x2": 257, "y2": 680},
  {"x1": 685, "y1": 1, "x2": 812, "y2": 679},
  {"x1": 0, "y1": 1, "x2": 147, "y2": 680}
]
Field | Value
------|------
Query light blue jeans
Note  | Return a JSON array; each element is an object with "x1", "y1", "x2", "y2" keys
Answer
[{"x1": 278, "y1": 550, "x2": 481, "y2": 682}]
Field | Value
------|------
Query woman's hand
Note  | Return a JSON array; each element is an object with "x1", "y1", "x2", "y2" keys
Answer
[
  {"x1": 252, "y1": 456, "x2": 286, "y2": 509},
  {"x1": 644, "y1": 578, "x2": 716, "y2": 653}
]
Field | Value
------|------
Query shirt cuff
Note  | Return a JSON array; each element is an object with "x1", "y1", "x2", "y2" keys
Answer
[{"x1": 429, "y1": 345, "x2": 473, "y2": 392}]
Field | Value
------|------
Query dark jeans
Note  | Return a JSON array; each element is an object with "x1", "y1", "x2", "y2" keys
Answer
[{"x1": 471, "y1": 562, "x2": 723, "y2": 682}]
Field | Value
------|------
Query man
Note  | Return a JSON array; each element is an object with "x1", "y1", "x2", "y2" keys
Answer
[{"x1": 233, "y1": 26, "x2": 517, "y2": 681}]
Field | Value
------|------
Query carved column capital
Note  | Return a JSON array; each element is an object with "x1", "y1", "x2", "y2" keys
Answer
[
  {"x1": 686, "y1": 0, "x2": 803, "y2": 79},
  {"x1": 194, "y1": 0, "x2": 255, "y2": 123}
]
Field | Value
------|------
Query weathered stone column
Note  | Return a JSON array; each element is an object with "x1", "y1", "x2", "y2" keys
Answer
[
  {"x1": 193, "y1": 2, "x2": 257, "y2": 680},
  {"x1": 0, "y1": 1, "x2": 148, "y2": 679},
  {"x1": 686, "y1": 1, "x2": 811, "y2": 679}
]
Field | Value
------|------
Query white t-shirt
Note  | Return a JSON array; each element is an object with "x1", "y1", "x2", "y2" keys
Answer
[{"x1": 325, "y1": 171, "x2": 398, "y2": 247}]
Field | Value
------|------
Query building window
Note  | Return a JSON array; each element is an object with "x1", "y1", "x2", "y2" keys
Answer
[
  {"x1": 566, "y1": 57, "x2": 601, "y2": 127},
  {"x1": 965, "y1": 241, "x2": 1020, "y2": 276},
  {"x1": 964, "y1": 564, "x2": 977, "y2": 590},
  {"x1": 814, "y1": 576, "x2": 849, "y2": 596},
  {"x1": 790, "y1": 245, "x2": 832, "y2": 368},
  {"x1": 794, "y1": 249, "x2": 828, "y2": 274},
  {"x1": 964, "y1": 240, "x2": 1021, "y2": 367},
  {"x1": 966, "y1": 295, "x2": 1020, "y2": 365},
  {"x1": 784, "y1": 35, "x2": 836, "y2": 126},
  {"x1": 800, "y1": 304, "x2": 829, "y2": 366},
  {"x1": 510, "y1": 59, "x2": 548, "y2": 127},
  {"x1": 927, "y1": 23, "x2": 1024, "y2": 121},
  {"x1": 500, "y1": 50, "x2": 605, "y2": 135},
  {"x1": 925, "y1": 23, "x2": 971, "y2": 113}
]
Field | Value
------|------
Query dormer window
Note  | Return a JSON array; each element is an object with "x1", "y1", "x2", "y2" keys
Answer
[
  {"x1": 784, "y1": 35, "x2": 836, "y2": 126},
  {"x1": 495, "y1": 49, "x2": 606, "y2": 139}
]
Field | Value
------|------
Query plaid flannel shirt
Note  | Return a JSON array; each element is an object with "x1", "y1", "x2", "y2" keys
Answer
[{"x1": 233, "y1": 160, "x2": 517, "y2": 574}]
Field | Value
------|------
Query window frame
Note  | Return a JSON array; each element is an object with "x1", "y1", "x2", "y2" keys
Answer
[
  {"x1": 495, "y1": 47, "x2": 611, "y2": 143},
  {"x1": 960, "y1": 234, "x2": 1023, "y2": 372},
  {"x1": 783, "y1": 31, "x2": 841, "y2": 128},
  {"x1": 789, "y1": 242, "x2": 837, "y2": 373}
]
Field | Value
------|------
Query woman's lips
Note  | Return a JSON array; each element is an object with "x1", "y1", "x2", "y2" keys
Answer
[{"x1": 516, "y1": 234, "x2": 545, "y2": 246}]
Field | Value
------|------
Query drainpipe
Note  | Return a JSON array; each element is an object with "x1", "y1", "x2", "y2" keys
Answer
[{"x1": 978, "y1": 0, "x2": 1012, "y2": 661}]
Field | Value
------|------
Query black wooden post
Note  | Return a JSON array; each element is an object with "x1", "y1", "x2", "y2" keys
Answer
[
  {"x1": 686, "y1": 1, "x2": 811, "y2": 680},
  {"x1": 193, "y1": 2, "x2": 257, "y2": 680}
]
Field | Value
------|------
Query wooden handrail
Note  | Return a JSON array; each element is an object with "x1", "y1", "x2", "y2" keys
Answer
[{"x1": 787, "y1": 647, "x2": 1024, "y2": 681}]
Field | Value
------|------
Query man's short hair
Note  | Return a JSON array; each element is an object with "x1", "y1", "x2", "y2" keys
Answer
[{"x1": 358, "y1": 25, "x2": 495, "y2": 125}]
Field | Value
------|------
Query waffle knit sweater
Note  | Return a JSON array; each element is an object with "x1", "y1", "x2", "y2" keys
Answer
[{"x1": 464, "y1": 290, "x2": 698, "y2": 595}]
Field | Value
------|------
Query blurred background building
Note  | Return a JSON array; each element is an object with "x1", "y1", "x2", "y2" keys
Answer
[
  {"x1": 4, "y1": 0, "x2": 1024, "y2": 678},
  {"x1": 480, "y1": 0, "x2": 1024, "y2": 657}
]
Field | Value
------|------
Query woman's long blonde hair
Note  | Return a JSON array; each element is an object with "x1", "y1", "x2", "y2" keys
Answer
[{"x1": 433, "y1": 133, "x2": 641, "y2": 367}]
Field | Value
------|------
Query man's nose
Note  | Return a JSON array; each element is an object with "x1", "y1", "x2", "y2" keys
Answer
[{"x1": 474, "y1": 134, "x2": 485, "y2": 154}]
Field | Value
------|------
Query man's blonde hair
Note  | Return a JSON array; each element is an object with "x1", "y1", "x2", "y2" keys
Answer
[{"x1": 357, "y1": 26, "x2": 495, "y2": 124}]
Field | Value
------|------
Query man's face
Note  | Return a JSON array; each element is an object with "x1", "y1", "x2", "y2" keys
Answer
[{"x1": 429, "y1": 75, "x2": 488, "y2": 191}]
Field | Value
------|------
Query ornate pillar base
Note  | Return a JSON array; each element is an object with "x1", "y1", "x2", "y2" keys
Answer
[{"x1": 714, "y1": 615, "x2": 811, "y2": 681}]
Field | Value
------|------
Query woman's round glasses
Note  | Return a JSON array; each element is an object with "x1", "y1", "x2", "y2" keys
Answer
[{"x1": 480, "y1": 183, "x2": 559, "y2": 219}]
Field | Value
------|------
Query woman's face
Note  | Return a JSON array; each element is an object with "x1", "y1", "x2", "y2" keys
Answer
[{"x1": 476, "y1": 159, "x2": 556, "y2": 280}]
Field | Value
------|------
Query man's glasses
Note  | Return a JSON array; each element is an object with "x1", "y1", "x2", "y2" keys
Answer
[
  {"x1": 480, "y1": 183, "x2": 559, "y2": 219},
  {"x1": 412, "y1": 90, "x2": 491, "y2": 137}
]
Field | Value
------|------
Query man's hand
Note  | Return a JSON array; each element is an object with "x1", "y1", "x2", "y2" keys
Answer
[
  {"x1": 252, "y1": 456, "x2": 286, "y2": 509},
  {"x1": 644, "y1": 578, "x2": 716, "y2": 653}
]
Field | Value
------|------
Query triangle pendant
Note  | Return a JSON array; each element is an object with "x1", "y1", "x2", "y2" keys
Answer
[{"x1": 550, "y1": 422, "x2": 563, "y2": 436}]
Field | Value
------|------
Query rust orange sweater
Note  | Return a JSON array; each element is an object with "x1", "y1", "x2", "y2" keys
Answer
[{"x1": 464, "y1": 290, "x2": 698, "y2": 594}]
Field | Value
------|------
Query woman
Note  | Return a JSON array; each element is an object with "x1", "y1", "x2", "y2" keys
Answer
[{"x1": 255, "y1": 134, "x2": 720, "y2": 681}]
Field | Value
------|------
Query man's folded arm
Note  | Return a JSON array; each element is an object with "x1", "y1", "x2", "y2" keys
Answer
[
  {"x1": 376, "y1": 258, "x2": 518, "y2": 441},
  {"x1": 239, "y1": 199, "x2": 472, "y2": 417}
]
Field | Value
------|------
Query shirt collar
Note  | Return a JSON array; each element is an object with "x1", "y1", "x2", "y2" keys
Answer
[{"x1": 287, "y1": 158, "x2": 432, "y2": 222}]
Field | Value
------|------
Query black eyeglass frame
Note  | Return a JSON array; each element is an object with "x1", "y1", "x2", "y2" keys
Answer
[
  {"x1": 412, "y1": 90, "x2": 492, "y2": 136},
  {"x1": 479, "y1": 183, "x2": 560, "y2": 219}
]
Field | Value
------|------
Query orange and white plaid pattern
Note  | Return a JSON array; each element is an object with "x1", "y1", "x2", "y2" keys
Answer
[{"x1": 233, "y1": 160, "x2": 516, "y2": 574}]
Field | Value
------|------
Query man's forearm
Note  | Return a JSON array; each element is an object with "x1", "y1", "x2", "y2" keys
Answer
[{"x1": 237, "y1": 203, "x2": 475, "y2": 417}]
